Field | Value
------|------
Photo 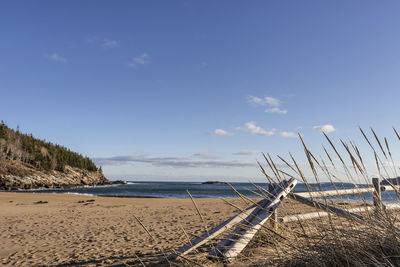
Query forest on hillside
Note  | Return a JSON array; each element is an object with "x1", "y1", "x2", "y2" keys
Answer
[{"x1": 0, "y1": 121, "x2": 98, "y2": 173}]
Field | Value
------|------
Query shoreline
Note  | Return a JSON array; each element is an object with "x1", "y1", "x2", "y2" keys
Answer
[
  {"x1": 0, "y1": 189, "x2": 390, "y2": 204},
  {"x1": 0, "y1": 191, "x2": 170, "y2": 199}
]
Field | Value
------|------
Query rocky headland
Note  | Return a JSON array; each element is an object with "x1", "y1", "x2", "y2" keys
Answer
[
  {"x1": 0, "y1": 159, "x2": 110, "y2": 190},
  {"x1": 0, "y1": 122, "x2": 110, "y2": 190}
]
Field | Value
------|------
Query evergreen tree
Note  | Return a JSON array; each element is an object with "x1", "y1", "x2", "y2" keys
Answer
[
  {"x1": 0, "y1": 122, "x2": 8, "y2": 140},
  {"x1": 0, "y1": 122, "x2": 98, "y2": 172}
]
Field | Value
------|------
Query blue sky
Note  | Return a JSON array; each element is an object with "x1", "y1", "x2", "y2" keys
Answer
[{"x1": 1, "y1": 1, "x2": 400, "y2": 181}]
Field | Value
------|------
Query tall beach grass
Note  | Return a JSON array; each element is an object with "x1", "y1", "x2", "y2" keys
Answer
[{"x1": 136, "y1": 127, "x2": 400, "y2": 266}]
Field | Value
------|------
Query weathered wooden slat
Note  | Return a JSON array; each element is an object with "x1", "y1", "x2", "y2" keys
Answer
[
  {"x1": 294, "y1": 185, "x2": 400, "y2": 199},
  {"x1": 295, "y1": 187, "x2": 374, "y2": 198},
  {"x1": 373, "y1": 178, "x2": 383, "y2": 210},
  {"x1": 279, "y1": 203, "x2": 400, "y2": 223},
  {"x1": 169, "y1": 197, "x2": 269, "y2": 259},
  {"x1": 208, "y1": 178, "x2": 297, "y2": 260},
  {"x1": 290, "y1": 193, "x2": 365, "y2": 221}
]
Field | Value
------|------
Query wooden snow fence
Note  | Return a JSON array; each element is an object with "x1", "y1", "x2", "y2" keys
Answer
[
  {"x1": 170, "y1": 178, "x2": 297, "y2": 261},
  {"x1": 171, "y1": 177, "x2": 400, "y2": 262},
  {"x1": 208, "y1": 178, "x2": 297, "y2": 259}
]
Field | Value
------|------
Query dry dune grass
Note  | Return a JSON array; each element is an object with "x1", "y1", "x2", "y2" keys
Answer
[
  {"x1": 165, "y1": 127, "x2": 400, "y2": 266},
  {"x1": 231, "y1": 209, "x2": 400, "y2": 266}
]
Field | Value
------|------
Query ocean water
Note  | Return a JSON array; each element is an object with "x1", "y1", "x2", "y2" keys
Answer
[{"x1": 9, "y1": 181, "x2": 400, "y2": 203}]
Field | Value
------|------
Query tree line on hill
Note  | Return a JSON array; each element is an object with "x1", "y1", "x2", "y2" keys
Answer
[{"x1": 0, "y1": 121, "x2": 99, "y2": 173}]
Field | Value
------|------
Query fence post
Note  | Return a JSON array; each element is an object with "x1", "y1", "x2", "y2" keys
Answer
[
  {"x1": 372, "y1": 177, "x2": 382, "y2": 211},
  {"x1": 268, "y1": 183, "x2": 278, "y2": 230}
]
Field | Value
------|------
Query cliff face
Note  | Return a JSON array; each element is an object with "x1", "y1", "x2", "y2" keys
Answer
[{"x1": 0, "y1": 159, "x2": 110, "y2": 190}]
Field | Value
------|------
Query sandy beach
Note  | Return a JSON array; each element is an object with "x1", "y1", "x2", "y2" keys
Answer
[{"x1": 0, "y1": 192, "x2": 333, "y2": 266}]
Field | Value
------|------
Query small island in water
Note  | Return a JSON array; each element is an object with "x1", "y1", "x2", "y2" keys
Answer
[{"x1": 202, "y1": 181, "x2": 227, "y2": 185}]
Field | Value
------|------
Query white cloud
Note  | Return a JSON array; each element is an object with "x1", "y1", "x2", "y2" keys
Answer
[
  {"x1": 247, "y1": 96, "x2": 265, "y2": 106},
  {"x1": 192, "y1": 152, "x2": 219, "y2": 159},
  {"x1": 233, "y1": 150, "x2": 260, "y2": 156},
  {"x1": 93, "y1": 154, "x2": 255, "y2": 168},
  {"x1": 129, "y1": 53, "x2": 150, "y2": 67},
  {"x1": 244, "y1": 122, "x2": 275, "y2": 136},
  {"x1": 265, "y1": 96, "x2": 280, "y2": 107},
  {"x1": 47, "y1": 53, "x2": 67, "y2": 62},
  {"x1": 265, "y1": 107, "x2": 288, "y2": 114},
  {"x1": 212, "y1": 129, "x2": 234, "y2": 136},
  {"x1": 102, "y1": 39, "x2": 118, "y2": 48},
  {"x1": 247, "y1": 96, "x2": 285, "y2": 113},
  {"x1": 313, "y1": 124, "x2": 336, "y2": 133},
  {"x1": 280, "y1": 131, "x2": 297, "y2": 138}
]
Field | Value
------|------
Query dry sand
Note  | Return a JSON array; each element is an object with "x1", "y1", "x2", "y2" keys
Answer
[{"x1": 0, "y1": 192, "x2": 351, "y2": 266}]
